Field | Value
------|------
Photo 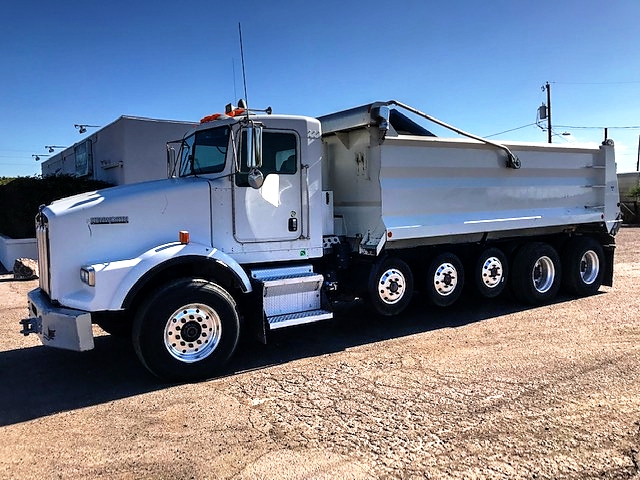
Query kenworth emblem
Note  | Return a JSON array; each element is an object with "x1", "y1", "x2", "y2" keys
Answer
[{"x1": 89, "y1": 216, "x2": 129, "y2": 225}]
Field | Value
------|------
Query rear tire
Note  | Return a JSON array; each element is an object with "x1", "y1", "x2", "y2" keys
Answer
[
  {"x1": 132, "y1": 279, "x2": 240, "y2": 382},
  {"x1": 425, "y1": 253, "x2": 464, "y2": 307},
  {"x1": 367, "y1": 257, "x2": 414, "y2": 316},
  {"x1": 561, "y1": 237, "x2": 605, "y2": 296},
  {"x1": 474, "y1": 247, "x2": 508, "y2": 298},
  {"x1": 511, "y1": 242, "x2": 561, "y2": 305}
]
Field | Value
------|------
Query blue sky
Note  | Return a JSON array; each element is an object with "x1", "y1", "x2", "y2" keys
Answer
[{"x1": 1, "y1": 0, "x2": 639, "y2": 176}]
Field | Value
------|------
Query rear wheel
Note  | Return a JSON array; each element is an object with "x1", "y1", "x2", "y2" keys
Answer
[
  {"x1": 561, "y1": 237, "x2": 605, "y2": 296},
  {"x1": 367, "y1": 257, "x2": 414, "y2": 316},
  {"x1": 511, "y1": 242, "x2": 561, "y2": 305},
  {"x1": 132, "y1": 279, "x2": 240, "y2": 381},
  {"x1": 474, "y1": 247, "x2": 508, "y2": 298},
  {"x1": 425, "y1": 253, "x2": 464, "y2": 307}
]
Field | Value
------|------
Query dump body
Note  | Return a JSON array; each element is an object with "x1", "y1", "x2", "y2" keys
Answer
[{"x1": 321, "y1": 108, "x2": 619, "y2": 253}]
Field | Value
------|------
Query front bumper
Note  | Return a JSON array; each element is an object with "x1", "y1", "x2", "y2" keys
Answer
[{"x1": 21, "y1": 288, "x2": 94, "y2": 352}]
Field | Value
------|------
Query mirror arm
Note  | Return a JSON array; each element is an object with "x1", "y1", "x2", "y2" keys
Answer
[{"x1": 230, "y1": 129, "x2": 240, "y2": 172}]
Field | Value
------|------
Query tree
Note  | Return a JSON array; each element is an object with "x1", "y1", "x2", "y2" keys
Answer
[{"x1": 0, "y1": 175, "x2": 113, "y2": 238}]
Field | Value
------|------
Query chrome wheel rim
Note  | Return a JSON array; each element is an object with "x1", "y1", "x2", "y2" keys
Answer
[
  {"x1": 378, "y1": 268, "x2": 407, "y2": 305},
  {"x1": 434, "y1": 263, "x2": 458, "y2": 296},
  {"x1": 580, "y1": 250, "x2": 600, "y2": 285},
  {"x1": 164, "y1": 303, "x2": 222, "y2": 363},
  {"x1": 532, "y1": 256, "x2": 555, "y2": 293},
  {"x1": 481, "y1": 256, "x2": 503, "y2": 289}
]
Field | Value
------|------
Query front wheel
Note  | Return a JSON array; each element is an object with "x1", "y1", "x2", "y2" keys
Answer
[{"x1": 132, "y1": 279, "x2": 240, "y2": 381}]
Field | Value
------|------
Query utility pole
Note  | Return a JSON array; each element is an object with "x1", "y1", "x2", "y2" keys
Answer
[
  {"x1": 637, "y1": 134, "x2": 639, "y2": 172},
  {"x1": 543, "y1": 82, "x2": 552, "y2": 143}
]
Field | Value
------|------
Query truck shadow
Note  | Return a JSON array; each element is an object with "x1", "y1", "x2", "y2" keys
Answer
[{"x1": 0, "y1": 292, "x2": 593, "y2": 426}]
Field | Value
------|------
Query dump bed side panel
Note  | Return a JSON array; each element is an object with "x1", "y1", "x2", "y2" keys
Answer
[{"x1": 379, "y1": 136, "x2": 612, "y2": 246}]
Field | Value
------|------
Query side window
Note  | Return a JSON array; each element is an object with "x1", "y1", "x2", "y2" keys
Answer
[{"x1": 236, "y1": 131, "x2": 297, "y2": 187}]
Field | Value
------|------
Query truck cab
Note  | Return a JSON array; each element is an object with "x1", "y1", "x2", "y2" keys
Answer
[{"x1": 24, "y1": 106, "x2": 334, "y2": 381}]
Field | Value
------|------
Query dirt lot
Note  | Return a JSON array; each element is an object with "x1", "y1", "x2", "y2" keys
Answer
[{"x1": 0, "y1": 229, "x2": 639, "y2": 479}]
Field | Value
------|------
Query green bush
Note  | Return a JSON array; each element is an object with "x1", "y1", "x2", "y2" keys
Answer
[
  {"x1": 0, "y1": 175, "x2": 114, "y2": 239},
  {"x1": 629, "y1": 185, "x2": 640, "y2": 198}
]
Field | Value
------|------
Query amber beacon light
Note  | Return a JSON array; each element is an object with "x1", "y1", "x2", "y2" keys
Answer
[{"x1": 179, "y1": 230, "x2": 190, "y2": 244}]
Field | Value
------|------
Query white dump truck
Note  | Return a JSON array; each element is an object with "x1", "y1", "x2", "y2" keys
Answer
[{"x1": 22, "y1": 100, "x2": 621, "y2": 381}]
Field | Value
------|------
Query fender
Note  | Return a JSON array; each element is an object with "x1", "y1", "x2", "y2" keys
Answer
[
  {"x1": 114, "y1": 241, "x2": 253, "y2": 310},
  {"x1": 64, "y1": 241, "x2": 252, "y2": 312}
]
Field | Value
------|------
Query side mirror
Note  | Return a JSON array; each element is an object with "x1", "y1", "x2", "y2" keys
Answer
[
  {"x1": 247, "y1": 168, "x2": 264, "y2": 189},
  {"x1": 245, "y1": 125, "x2": 263, "y2": 169}
]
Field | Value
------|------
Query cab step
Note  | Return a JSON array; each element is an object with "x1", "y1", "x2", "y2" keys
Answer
[
  {"x1": 250, "y1": 265, "x2": 333, "y2": 329},
  {"x1": 268, "y1": 309, "x2": 334, "y2": 330}
]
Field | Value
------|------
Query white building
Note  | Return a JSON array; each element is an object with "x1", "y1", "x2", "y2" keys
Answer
[{"x1": 41, "y1": 116, "x2": 196, "y2": 185}]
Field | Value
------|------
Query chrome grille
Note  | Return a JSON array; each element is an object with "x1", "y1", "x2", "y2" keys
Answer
[{"x1": 35, "y1": 209, "x2": 51, "y2": 295}]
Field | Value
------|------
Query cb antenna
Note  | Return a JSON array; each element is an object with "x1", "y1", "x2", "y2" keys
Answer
[{"x1": 238, "y1": 22, "x2": 249, "y2": 110}]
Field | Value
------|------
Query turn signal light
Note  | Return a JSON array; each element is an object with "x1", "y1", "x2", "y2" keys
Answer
[{"x1": 179, "y1": 230, "x2": 190, "y2": 244}]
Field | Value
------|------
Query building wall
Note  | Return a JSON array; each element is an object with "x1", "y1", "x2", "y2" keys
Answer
[
  {"x1": 121, "y1": 118, "x2": 195, "y2": 184},
  {"x1": 41, "y1": 116, "x2": 196, "y2": 185}
]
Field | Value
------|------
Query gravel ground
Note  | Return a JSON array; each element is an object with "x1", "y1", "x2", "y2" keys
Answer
[{"x1": 0, "y1": 229, "x2": 639, "y2": 479}]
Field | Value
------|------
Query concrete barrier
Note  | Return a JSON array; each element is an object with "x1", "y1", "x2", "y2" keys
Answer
[{"x1": 0, "y1": 234, "x2": 37, "y2": 272}]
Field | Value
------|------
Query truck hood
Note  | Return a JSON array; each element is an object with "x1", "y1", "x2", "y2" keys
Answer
[{"x1": 43, "y1": 177, "x2": 212, "y2": 298}]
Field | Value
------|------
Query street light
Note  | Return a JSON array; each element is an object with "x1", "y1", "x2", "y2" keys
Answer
[
  {"x1": 44, "y1": 145, "x2": 65, "y2": 153},
  {"x1": 74, "y1": 124, "x2": 100, "y2": 134},
  {"x1": 32, "y1": 154, "x2": 50, "y2": 161}
]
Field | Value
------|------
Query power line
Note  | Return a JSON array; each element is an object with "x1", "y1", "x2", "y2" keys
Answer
[
  {"x1": 551, "y1": 80, "x2": 640, "y2": 85},
  {"x1": 555, "y1": 125, "x2": 640, "y2": 130},
  {"x1": 485, "y1": 123, "x2": 537, "y2": 138}
]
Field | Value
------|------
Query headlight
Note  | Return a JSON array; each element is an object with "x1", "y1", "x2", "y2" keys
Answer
[{"x1": 80, "y1": 266, "x2": 96, "y2": 286}]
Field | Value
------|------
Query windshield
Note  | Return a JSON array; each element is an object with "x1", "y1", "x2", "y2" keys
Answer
[{"x1": 179, "y1": 126, "x2": 230, "y2": 176}]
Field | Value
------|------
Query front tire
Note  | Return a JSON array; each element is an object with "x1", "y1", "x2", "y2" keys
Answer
[
  {"x1": 511, "y1": 242, "x2": 561, "y2": 305},
  {"x1": 132, "y1": 279, "x2": 240, "y2": 381}
]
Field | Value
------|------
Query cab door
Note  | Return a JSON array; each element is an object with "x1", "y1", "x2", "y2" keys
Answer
[{"x1": 233, "y1": 129, "x2": 302, "y2": 243}]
